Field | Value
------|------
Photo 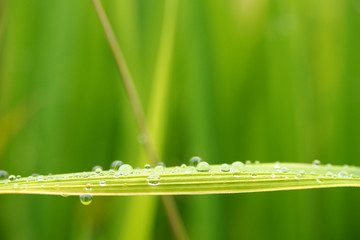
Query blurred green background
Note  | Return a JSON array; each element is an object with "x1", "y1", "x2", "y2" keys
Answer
[{"x1": 1, "y1": 0, "x2": 360, "y2": 239}]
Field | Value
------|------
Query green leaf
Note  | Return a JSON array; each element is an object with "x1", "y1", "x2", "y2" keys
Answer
[{"x1": 1, "y1": 162, "x2": 359, "y2": 196}]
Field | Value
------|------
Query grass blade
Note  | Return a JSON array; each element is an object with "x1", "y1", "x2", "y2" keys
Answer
[{"x1": 1, "y1": 162, "x2": 359, "y2": 195}]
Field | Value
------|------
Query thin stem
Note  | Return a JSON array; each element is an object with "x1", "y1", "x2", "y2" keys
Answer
[
  {"x1": 92, "y1": 1, "x2": 188, "y2": 239},
  {"x1": 92, "y1": 0, "x2": 158, "y2": 166}
]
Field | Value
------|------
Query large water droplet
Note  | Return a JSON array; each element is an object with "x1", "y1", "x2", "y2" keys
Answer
[
  {"x1": 80, "y1": 194, "x2": 93, "y2": 205},
  {"x1": 220, "y1": 164, "x2": 230, "y2": 172},
  {"x1": 110, "y1": 160, "x2": 123, "y2": 171},
  {"x1": 312, "y1": 160, "x2": 321, "y2": 167},
  {"x1": 0, "y1": 170, "x2": 8, "y2": 180},
  {"x1": 119, "y1": 164, "x2": 133, "y2": 176},
  {"x1": 92, "y1": 166, "x2": 103, "y2": 173},
  {"x1": 196, "y1": 162, "x2": 210, "y2": 172},
  {"x1": 189, "y1": 156, "x2": 202, "y2": 167},
  {"x1": 147, "y1": 174, "x2": 160, "y2": 186}
]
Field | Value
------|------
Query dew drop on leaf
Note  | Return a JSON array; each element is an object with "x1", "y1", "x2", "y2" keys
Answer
[
  {"x1": 144, "y1": 164, "x2": 151, "y2": 171},
  {"x1": 220, "y1": 164, "x2": 230, "y2": 172},
  {"x1": 147, "y1": 174, "x2": 160, "y2": 186},
  {"x1": 110, "y1": 160, "x2": 123, "y2": 171},
  {"x1": 189, "y1": 156, "x2": 202, "y2": 167},
  {"x1": 92, "y1": 165, "x2": 103, "y2": 173},
  {"x1": 338, "y1": 170, "x2": 348, "y2": 178},
  {"x1": 119, "y1": 164, "x2": 133, "y2": 176},
  {"x1": 8, "y1": 175, "x2": 16, "y2": 182},
  {"x1": 196, "y1": 162, "x2": 210, "y2": 172},
  {"x1": 80, "y1": 194, "x2": 93, "y2": 205},
  {"x1": 312, "y1": 160, "x2": 321, "y2": 167}
]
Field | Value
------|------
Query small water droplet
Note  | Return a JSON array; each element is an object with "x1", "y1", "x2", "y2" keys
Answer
[
  {"x1": 251, "y1": 172, "x2": 258, "y2": 178},
  {"x1": 157, "y1": 162, "x2": 166, "y2": 167},
  {"x1": 85, "y1": 183, "x2": 92, "y2": 191},
  {"x1": 0, "y1": 170, "x2": 9, "y2": 180},
  {"x1": 245, "y1": 160, "x2": 252, "y2": 165},
  {"x1": 254, "y1": 160, "x2": 260, "y2": 165},
  {"x1": 110, "y1": 160, "x2": 123, "y2": 171},
  {"x1": 196, "y1": 162, "x2": 210, "y2": 172},
  {"x1": 92, "y1": 166, "x2": 103, "y2": 173},
  {"x1": 185, "y1": 166, "x2": 196, "y2": 174},
  {"x1": 317, "y1": 177, "x2": 324, "y2": 183},
  {"x1": 220, "y1": 164, "x2": 230, "y2": 172},
  {"x1": 312, "y1": 160, "x2": 321, "y2": 167},
  {"x1": 271, "y1": 173, "x2": 276, "y2": 178},
  {"x1": 119, "y1": 164, "x2": 133, "y2": 176},
  {"x1": 189, "y1": 156, "x2": 202, "y2": 166},
  {"x1": 338, "y1": 170, "x2": 348, "y2": 178},
  {"x1": 232, "y1": 161, "x2": 244, "y2": 172},
  {"x1": 144, "y1": 164, "x2": 151, "y2": 171},
  {"x1": 273, "y1": 162, "x2": 280, "y2": 169},
  {"x1": 99, "y1": 180, "x2": 106, "y2": 186},
  {"x1": 280, "y1": 167, "x2": 289, "y2": 173},
  {"x1": 80, "y1": 194, "x2": 93, "y2": 205},
  {"x1": 8, "y1": 175, "x2": 17, "y2": 182},
  {"x1": 296, "y1": 171, "x2": 305, "y2": 179},
  {"x1": 155, "y1": 165, "x2": 164, "y2": 174},
  {"x1": 147, "y1": 174, "x2": 160, "y2": 186},
  {"x1": 326, "y1": 172, "x2": 334, "y2": 178}
]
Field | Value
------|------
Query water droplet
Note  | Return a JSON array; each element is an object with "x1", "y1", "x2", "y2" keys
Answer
[
  {"x1": 8, "y1": 175, "x2": 16, "y2": 182},
  {"x1": 85, "y1": 183, "x2": 92, "y2": 191},
  {"x1": 82, "y1": 172, "x2": 89, "y2": 178},
  {"x1": 144, "y1": 164, "x2": 151, "y2": 171},
  {"x1": 312, "y1": 160, "x2": 321, "y2": 167},
  {"x1": 147, "y1": 174, "x2": 160, "y2": 186},
  {"x1": 317, "y1": 177, "x2": 324, "y2": 183},
  {"x1": 254, "y1": 160, "x2": 260, "y2": 165},
  {"x1": 110, "y1": 160, "x2": 123, "y2": 171},
  {"x1": 157, "y1": 162, "x2": 166, "y2": 167},
  {"x1": 232, "y1": 161, "x2": 244, "y2": 172},
  {"x1": 271, "y1": 173, "x2": 276, "y2": 178},
  {"x1": 185, "y1": 166, "x2": 196, "y2": 174},
  {"x1": 0, "y1": 170, "x2": 9, "y2": 180},
  {"x1": 338, "y1": 170, "x2": 348, "y2": 178},
  {"x1": 92, "y1": 166, "x2": 103, "y2": 173},
  {"x1": 280, "y1": 167, "x2": 289, "y2": 173},
  {"x1": 196, "y1": 162, "x2": 210, "y2": 172},
  {"x1": 119, "y1": 164, "x2": 133, "y2": 176},
  {"x1": 251, "y1": 172, "x2": 258, "y2": 178},
  {"x1": 181, "y1": 164, "x2": 187, "y2": 168},
  {"x1": 296, "y1": 171, "x2": 305, "y2": 179},
  {"x1": 99, "y1": 180, "x2": 106, "y2": 186},
  {"x1": 220, "y1": 164, "x2": 230, "y2": 172},
  {"x1": 273, "y1": 162, "x2": 280, "y2": 169},
  {"x1": 189, "y1": 156, "x2": 202, "y2": 167},
  {"x1": 172, "y1": 167, "x2": 181, "y2": 173},
  {"x1": 80, "y1": 194, "x2": 93, "y2": 205},
  {"x1": 245, "y1": 160, "x2": 252, "y2": 165},
  {"x1": 155, "y1": 165, "x2": 164, "y2": 174},
  {"x1": 32, "y1": 173, "x2": 39, "y2": 177}
]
